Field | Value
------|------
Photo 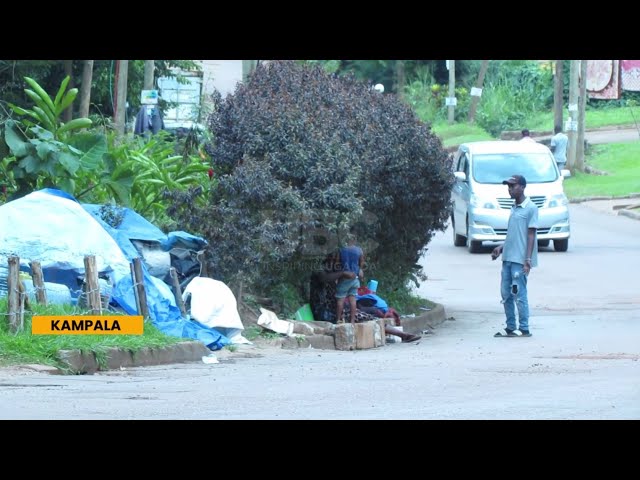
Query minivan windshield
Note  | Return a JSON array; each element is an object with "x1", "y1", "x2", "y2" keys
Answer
[{"x1": 472, "y1": 153, "x2": 558, "y2": 184}]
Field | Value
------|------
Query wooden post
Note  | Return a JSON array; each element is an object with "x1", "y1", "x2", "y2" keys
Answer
[
  {"x1": 7, "y1": 256, "x2": 20, "y2": 333},
  {"x1": 130, "y1": 262, "x2": 141, "y2": 315},
  {"x1": 170, "y1": 267, "x2": 187, "y2": 317},
  {"x1": 553, "y1": 60, "x2": 564, "y2": 131},
  {"x1": 197, "y1": 250, "x2": 208, "y2": 277},
  {"x1": 468, "y1": 60, "x2": 489, "y2": 123},
  {"x1": 83, "y1": 255, "x2": 102, "y2": 315},
  {"x1": 30, "y1": 261, "x2": 47, "y2": 305},
  {"x1": 447, "y1": 60, "x2": 456, "y2": 125},
  {"x1": 132, "y1": 258, "x2": 149, "y2": 319}
]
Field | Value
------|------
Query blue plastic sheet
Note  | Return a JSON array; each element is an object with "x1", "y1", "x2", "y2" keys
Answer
[{"x1": 0, "y1": 189, "x2": 229, "y2": 350}]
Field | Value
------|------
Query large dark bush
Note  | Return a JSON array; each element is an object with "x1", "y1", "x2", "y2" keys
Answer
[{"x1": 167, "y1": 61, "x2": 452, "y2": 300}]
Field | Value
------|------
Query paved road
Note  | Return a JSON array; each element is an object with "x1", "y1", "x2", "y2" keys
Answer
[
  {"x1": 585, "y1": 127, "x2": 640, "y2": 144},
  {"x1": 1, "y1": 202, "x2": 638, "y2": 419},
  {"x1": 533, "y1": 126, "x2": 640, "y2": 145}
]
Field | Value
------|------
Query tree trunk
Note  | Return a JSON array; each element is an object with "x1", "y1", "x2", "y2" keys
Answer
[
  {"x1": 63, "y1": 60, "x2": 74, "y2": 122},
  {"x1": 114, "y1": 60, "x2": 129, "y2": 136},
  {"x1": 468, "y1": 60, "x2": 489, "y2": 123},
  {"x1": 395, "y1": 60, "x2": 405, "y2": 99},
  {"x1": 78, "y1": 60, "x2": 94, "y2": 119}
]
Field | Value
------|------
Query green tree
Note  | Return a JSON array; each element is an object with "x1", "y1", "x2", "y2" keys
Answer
[{"x1": 166, "y1": 61, "x2": 452, "y2": 298}]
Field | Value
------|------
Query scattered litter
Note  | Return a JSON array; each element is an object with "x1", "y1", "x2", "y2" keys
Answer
[
  {"x1": 419, "y1": 306, "x2": 432, "y2": 311},
  {"x1": 422, "y1": 329, "x2": 433, "y2": 335},
  {"x1": 257, "y1": 308, "x2": 295, "y2": 336},
  {"x1": 401, "y1": 313, "x2": 416, "y2": 318},
  {"x1": 202, "y1": 354, "x2": 219, "y2": 364}
]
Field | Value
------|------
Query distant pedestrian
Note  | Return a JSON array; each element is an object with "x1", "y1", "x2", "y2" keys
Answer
[
  {"x1": 520, "y1": 129, "x2": 535, "y2": 142},
  {"x1": 550, "y1": 125, "x2": 569, "y2": 170},
  {"x1": 491, "y1": 174, "x2": 538, "y2": 338}
]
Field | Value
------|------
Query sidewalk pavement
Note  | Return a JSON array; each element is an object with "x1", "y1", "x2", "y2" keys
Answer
[{"x1": 572, "y1": 195, "x2": 640, "y2": 221}]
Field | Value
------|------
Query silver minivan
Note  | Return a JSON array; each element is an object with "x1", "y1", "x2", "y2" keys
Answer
[{"x1": 451, "y1": 140, "x2": 571, "y2": 253}]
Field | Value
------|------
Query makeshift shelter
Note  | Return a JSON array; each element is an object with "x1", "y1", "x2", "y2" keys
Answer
[{"x1": 0, "y1": 189, "x2": 230, "y2": 350}]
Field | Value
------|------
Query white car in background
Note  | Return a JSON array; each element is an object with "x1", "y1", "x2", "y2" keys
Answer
[{"x1": 451, "y1": 140, "x2": 571, "y2": 253}]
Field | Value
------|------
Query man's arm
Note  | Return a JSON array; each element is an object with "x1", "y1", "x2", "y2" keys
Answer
[{"x1": 523, "y1": 228, "x2": 535, "y2": 274}]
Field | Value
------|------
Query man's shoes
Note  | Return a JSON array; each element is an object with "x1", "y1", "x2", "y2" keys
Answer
[
  {"x1": 494, "y1": 328, "x2": 517, "y2": 337},
  {"x1": 495, "y1": 328, "x2": 532, "y2": 337}
]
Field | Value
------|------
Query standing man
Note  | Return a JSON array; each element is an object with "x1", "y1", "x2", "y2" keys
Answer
[
  {"x1": 491, "y1": 175, "x2": 538, "y2": 338},
  {"x1": 550, "y1": 125, "x2": 569, "y2": 170},
  {"x1": 336, "y1": 233, "x2": 365, "y2": 325},
  {"x1": 520, "y1": 129, "x2": 535, "y2": 142}
]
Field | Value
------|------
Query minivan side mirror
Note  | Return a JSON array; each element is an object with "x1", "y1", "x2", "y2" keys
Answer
[
  {"x1": 454, "y1": 171, "x2": 467, "y2": 182},
  {"x1": 561, "y1": 169, "x2": 571, "y2": 178}
]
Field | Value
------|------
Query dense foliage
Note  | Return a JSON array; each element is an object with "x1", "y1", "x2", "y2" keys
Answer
[{"x1": 167, "y1": 61, "x2": 453, "y2": 299}]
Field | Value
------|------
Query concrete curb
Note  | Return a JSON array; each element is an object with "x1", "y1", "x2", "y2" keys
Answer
[
  {"x1": 400, "y1": 303, "x2": 447, "y2": 334},
  {"x1": 570, "y1": 193, "x2": 640, "y2": 203},
  {"x1": 257, "y1": 302, "x2": 447, "y2": 351},
  {"x1": 54, "y1": 341, "x2": 211, "y2": 375},
  {"x1": 619, "y1": 209, "x2": 640, "y2": 220},
  {"x1": 13, "y1": 304, "x2": 448, "y2": 374}
]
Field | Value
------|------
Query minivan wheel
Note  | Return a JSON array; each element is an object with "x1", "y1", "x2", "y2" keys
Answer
[
  {"x1": 538, "y1": 239, "x2": 550, "y2": 247},
  {"x1": 466, "y1": 222, "x2": 483, "y2": 253},
  {"x1": 554, "y1": 239, "x2": 569, "y2": 252},
  {"x1": 452, "y1": 217, "x2": 466, "y2": 247}
]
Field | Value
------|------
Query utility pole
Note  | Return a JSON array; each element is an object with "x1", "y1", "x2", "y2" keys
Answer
[
  {"x1": 468, "y1": 60, "x2": 489, "y2": 123},
  {"x1": 143, "y1": 60, "x2": 155, "y2": 90},
  {"x1": 567, "y1": 60, "x2": 579, "y2": 171},
  {"x1": 576, "y1": 60, "x2": 588, "y2": 172},
  {"x1": 114, "y1": 60, "x2": 129, "y2": 136},
  {"x1": 447, "y1": 60, "x2": 456, "y2": 125},
  {"x1": 553, "y1": 60, "x2": 564, "y2": 131}
]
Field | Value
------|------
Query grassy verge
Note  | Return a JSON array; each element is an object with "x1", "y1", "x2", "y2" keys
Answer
[
  {"x1": 0, "y1": 299, "x2": 185, "y2": 370},
  {"x1": 430, "y1": 106, "x2": 640, "y2": 148},
  {"x1": 384, "y1": 288, "x2": 436, "y2": 316},
  {"x1": 563, "y1": 143, "x2": 640, "y2": 199},
  {"x1": 526, "y1": 106, "x2": 640, "y2": 131},
  {"x1": 431, "y1": 121, "x2": 495, "y2": 147}
]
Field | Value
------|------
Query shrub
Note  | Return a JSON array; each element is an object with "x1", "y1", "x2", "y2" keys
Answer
[{"x1": 167, "y1": 61, "x2": 453, "y2": 298}]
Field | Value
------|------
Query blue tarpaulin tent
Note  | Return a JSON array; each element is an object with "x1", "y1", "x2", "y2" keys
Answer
[{"x1": 0, "y1": 189, "x2": 229, "y2": 350}]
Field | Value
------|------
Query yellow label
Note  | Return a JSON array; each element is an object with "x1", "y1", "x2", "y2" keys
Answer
[{"x1": 32, "y1": 316, "x2": 144, "y2": 335}]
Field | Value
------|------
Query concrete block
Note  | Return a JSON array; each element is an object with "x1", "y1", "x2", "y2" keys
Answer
[
  {"x1": 354, "y1": 322, "x2": 375, "y2": 350},
  {"x1": 375, "y1": 319, "x2": 386, "y2": 347},
  {"x1": 282, "y1": 336, "x2": 310, "y2": 349},
  {"x1": 57, "y1": 349, "x2": 99, "y2": 374},
  {"x1": 334, "y1": 323, "x2": 355, "y2": 351},
  {"x1": 292, "y1": 321, "x2": 315, "y2": 335},
  {"x1": 306, "y1": 334, "x2": 337, "y2": 350}
]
